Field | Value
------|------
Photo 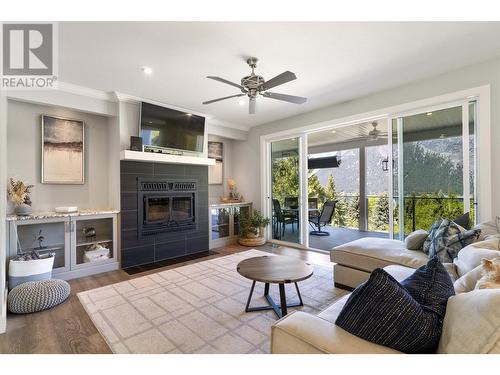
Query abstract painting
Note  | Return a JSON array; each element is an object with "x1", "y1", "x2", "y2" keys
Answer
[{"x1": 41, "y1": 115, "x2": 85, "y2": 184}]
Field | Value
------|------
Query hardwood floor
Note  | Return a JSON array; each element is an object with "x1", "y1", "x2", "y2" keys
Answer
[{"x1": 0, "y1": 243, "x2": 331, "y2": 354}]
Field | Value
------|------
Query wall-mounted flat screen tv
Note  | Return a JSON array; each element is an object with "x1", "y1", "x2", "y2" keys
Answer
[{"x1": 140, "y1": 102, "x2": 205, "y2": 153}]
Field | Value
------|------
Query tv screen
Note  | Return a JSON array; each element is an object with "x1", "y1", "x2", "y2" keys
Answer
[{"x1": 140, "y1": 102, "x2": 205, "y2": 153}]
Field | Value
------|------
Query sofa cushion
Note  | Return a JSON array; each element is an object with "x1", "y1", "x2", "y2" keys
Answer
[
  {"x1": 331, "y1": 238, "x2": 428, "y2": 272},
  {"x1": 473, "y1": 218, "x2": 500, "y2": 241},
  {"x1": 427, "y1": 219, "x2": 480, "y2": 263},
  {"x1": 405, "y1": 229, "x2": 429, "y2": 250},
  {"x1": 437, "y1": 289, "x2": 500, "y2": 354},
  {"x1": 335, "y1": 263, "x2": 453, "y2": 353},
  {"x1": 453, "y1": 264, "x2": 485, "y2": 294},
  {"x1": 453, "y1": 238, "x2": 500, "y2": 277}
]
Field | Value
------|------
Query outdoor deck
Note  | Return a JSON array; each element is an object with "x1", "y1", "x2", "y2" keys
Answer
[{"x1": 278, "y1": 225, "x2": 389, "y2": 251}]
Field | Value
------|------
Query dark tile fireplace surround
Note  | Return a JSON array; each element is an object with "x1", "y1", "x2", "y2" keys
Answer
[{"x1": 120, "y1": 161, "x2": 209, "y2": 268}]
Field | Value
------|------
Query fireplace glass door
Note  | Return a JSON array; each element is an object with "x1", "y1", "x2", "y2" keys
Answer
[
  {"x1": 172, "y1": 196, "x2": 194, "y2": 221},
  {"x1": 146, "y1": 197, "x2": 170, "y2": 223}
]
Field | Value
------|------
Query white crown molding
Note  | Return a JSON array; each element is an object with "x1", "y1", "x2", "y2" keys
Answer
[
  {"x1": 52, "y1": 82, "x2": 250, "y2": 132},
  {"x1": 113, "y1": 91, "x2": 250, "y2": 132},
  {"x1": 57, "y1": 81, "x2": 116, "y2": 102}
]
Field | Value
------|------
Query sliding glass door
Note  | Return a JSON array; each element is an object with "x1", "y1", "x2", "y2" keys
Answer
[
  {"x1": 269, "y1": 137, "x2": 305, "y2": 246},
  {"x1": 390, "y1": 102, "x2": 477, "y2": 239}
]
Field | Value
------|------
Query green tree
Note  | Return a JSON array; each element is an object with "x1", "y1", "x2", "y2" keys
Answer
[
  {"x1": 372, "y1": 192, "x2": 390, "y2": 230},
  {"x1": 308, "y1": 173, "x2": 326, "y2": 204},
  {"x1": 334, "y1": 192, "x2": 349, "y2": 227},
  {"x1": 324, "y1": 174, "x2": 337, "y2": 200},
  {"x1": 347, "y1": 192, "x2": 360, "y2": 228},
  {"x1": 272, "y1": 156, "x2": 299, "y2": 204}
]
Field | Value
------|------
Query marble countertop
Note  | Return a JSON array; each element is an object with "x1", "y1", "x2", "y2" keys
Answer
[
  {"x1": 6, "y1": 209, "x2": 120, "y2": 221},
  {"x1": 209, "y1": 201, "x2": 252, "y2": 208}
]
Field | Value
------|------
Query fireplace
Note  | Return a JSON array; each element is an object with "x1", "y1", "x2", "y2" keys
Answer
[{"x1": 138, "y1": 179, "x2": 197, "y2": 238}]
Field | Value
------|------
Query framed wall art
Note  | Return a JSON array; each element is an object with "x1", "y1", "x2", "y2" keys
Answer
[
  {"x1": 208, "y1": 141, "x2": 223, "y2": 185},
  {"x1": 41, "y1": 115, "x2": 85, "y2": 184}
]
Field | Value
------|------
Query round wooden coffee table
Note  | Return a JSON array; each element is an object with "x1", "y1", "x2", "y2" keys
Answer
[{"x1": 236, "y1": 255, "x2": 314, "y2": 318}]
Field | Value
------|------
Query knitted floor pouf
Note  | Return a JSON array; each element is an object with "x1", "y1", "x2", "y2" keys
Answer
[{"x1": 8, "y1": 279, "x2": 71, "y2": 314}]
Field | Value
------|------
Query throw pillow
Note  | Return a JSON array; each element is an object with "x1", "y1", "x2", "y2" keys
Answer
[
  {"x1": 473, "y1": 217, "x2": 500, "y2": 241},
  {"x1": 423, "y1": 218, "x2": 443, "y2": 254},
  {"x1": 405, "y1": 229, "x2": 429, "y2": 250},
  {"x1": 400, "y1": 256, "x2": 455, "y2": 316},
  {"x1": 453, "y1": 264, "x2": 484, "y2": 293},
  {"x1": 453, "y1": 239, "x2": 500, "y2": 277},
  {"x1": 453, "y1": 212, "x2": 471, "y2": 230},
  {"x1": 437, "y1": 289, "x2": 500, "y2": 354},
  {"x1": 428, "y1": 219, "x2": 480, "y2": 263},
  {"x1": 335, "y1": 260, "x2": 454, "y2": 353}
]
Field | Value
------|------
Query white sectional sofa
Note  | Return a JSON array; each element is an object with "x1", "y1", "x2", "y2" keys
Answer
[
  {"x1": 271, "y1": 264, "x2": 500, "y2": 354},
  {"x1": 272, "y1": 221, "x2": 500, "y2": 354}
]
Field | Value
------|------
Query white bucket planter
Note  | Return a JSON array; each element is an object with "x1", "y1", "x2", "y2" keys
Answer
[{"x1": 8, "y1": 255, "x2": 54, "y2": 290}]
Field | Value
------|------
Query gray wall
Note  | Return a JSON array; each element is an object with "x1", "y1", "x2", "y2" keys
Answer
[
  {"x1": 7, "y1": 100, "x2": 113, "y2": 212},
  {"x1": 233, "y1": 58, "x2": 500, "y2": 216}
]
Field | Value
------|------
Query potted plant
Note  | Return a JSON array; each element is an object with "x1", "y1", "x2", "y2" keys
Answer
[
  {"x1": 8, "y1": 178, "x2": 34, "y2": 216},
  {"x1": 238, "y1": 210, "x2": 271, "y2": 246}
]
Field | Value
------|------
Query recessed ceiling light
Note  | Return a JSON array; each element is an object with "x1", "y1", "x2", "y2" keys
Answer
[
  {"x1": 238, "y1": 99, "x2": 246, "y2": 106},
  {"x1": 331, "y1": 130, "x2": 337, "y2": 134},
  {"x1": 426, "y1": 112, "x2": 433, "y2": 116},
  {"x1": 186, "y1": 113, "x2": 192, "y2": 117},
  {"x1": 142, "y1": 66, "x2": 153, "y2": 75}
]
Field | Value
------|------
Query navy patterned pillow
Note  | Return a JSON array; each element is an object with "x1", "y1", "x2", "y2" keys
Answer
[
  {"x1": 335, "y1": 258, "x2": 455, "y2": 353},
  {"x1": 400, "y1": 256, "x2": 455, "y2": 317},
  {"x1": 423, "y1": 218, "x2": 443, "y2": 254},
  {"x1": 428, "y1": 219, "x2": 480, "y2": 263}
]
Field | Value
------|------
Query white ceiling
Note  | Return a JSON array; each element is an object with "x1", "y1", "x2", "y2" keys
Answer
[{"x1": 59, "y1": 22, "x2": 500, "y2": 129}]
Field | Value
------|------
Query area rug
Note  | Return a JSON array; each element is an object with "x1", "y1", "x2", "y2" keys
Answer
[{"x1": 77, "y1": 249, "x2": 347, "y2": 354}]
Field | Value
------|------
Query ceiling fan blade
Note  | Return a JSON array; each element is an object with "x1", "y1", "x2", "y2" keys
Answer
[
  {"x1": 249, "y1": 98, "x2": 256, "y2": 114},
  {"x1": 207, "y1": 76, "x2": 244, "y2": 90},
  {"x1": 202, "y1": 94, "x2": 245, "y2": 105},
  {"x1": 261, "y1": 71, "x2": 296, "y2": 90},
  {"x1": 262, "y1": 92, "x2": 307, "y2": 104}
]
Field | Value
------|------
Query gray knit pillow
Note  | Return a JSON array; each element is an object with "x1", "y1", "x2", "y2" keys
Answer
[{"x1": 8, "y1": 279, "x2": 70, "y2": 314}]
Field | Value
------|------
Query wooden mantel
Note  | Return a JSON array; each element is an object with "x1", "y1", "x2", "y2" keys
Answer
[{"x1": 120, "y1": 150, "x2": 216, "y2": 166}]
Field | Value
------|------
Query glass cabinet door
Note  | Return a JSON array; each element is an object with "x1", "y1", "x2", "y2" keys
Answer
[
  {"x1": 74, "y1": 216, "x2": 114, "y2": 266},
  {"x1": 233, "y1": 205, "x2": 251, "y2": 236},
  {"x1": 211, "y1": 207, "x2": 230, "y2": 240},
  {"x1": 14, "y1": 219, "x2": 69, "y2": 272}
]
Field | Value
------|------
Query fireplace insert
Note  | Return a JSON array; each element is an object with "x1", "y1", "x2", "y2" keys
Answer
[{"x1": 138, "y1": 179, "x2": 197, "y2": 237}]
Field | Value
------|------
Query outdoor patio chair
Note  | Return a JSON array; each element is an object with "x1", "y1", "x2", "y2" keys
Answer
[
  {"x1": 273, "y1": 199, "x2": 299, "y2": 238},
  {"x1": 308, "y1": 200, "x2": 337, "y2": 236}
]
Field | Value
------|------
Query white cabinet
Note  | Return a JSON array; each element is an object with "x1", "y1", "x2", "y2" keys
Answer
[
  {"x1": 209, "y1": 202, "x2": 252, "y2": 249},
  {"x1": 7, "y1": 212, "x2": 119, "y2": 281}
]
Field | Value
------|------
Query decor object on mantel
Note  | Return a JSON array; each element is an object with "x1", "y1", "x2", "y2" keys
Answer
[
  {"x1": 220, "y1": 178, "x2": 243, "y2": 203},
  {"x1": 41, "y1": 115, "x2": 85, "y2": 184},
  {"x1": 239, "y1": 210, "x2": 271, "y2": 246},
  {"x1": 8, "y1": 178, "x2": 34, "y2": 216}
]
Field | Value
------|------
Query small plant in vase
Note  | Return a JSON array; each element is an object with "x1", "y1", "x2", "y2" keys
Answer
[
  {"x1": 238, "y1": 210, "x2": 271, "y2": 246},
  {"x1": 8, "y1": 178, "x2": 34, "y2": 216}
]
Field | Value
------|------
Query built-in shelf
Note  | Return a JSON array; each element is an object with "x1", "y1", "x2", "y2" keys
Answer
[{"x1": 120, "y1": 150, "x2": 216, "y2": 166}]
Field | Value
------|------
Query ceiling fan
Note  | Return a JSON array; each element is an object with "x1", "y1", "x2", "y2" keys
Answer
[
  {"x1": 358, "y1": 121, "x2": 388, "y2": 141},
  {"x1": 202, "y1": 57, "x2": 307, "y2": 114}
]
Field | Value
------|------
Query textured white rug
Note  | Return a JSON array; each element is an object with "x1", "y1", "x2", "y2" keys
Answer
[{"x1": 77, "y1": 249, "x2": 346, "y2": 354}]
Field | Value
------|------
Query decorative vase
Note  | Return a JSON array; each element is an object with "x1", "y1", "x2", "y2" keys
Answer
[{"x1": 15, "y1": 204, "x2": 32, "y2": 216}]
